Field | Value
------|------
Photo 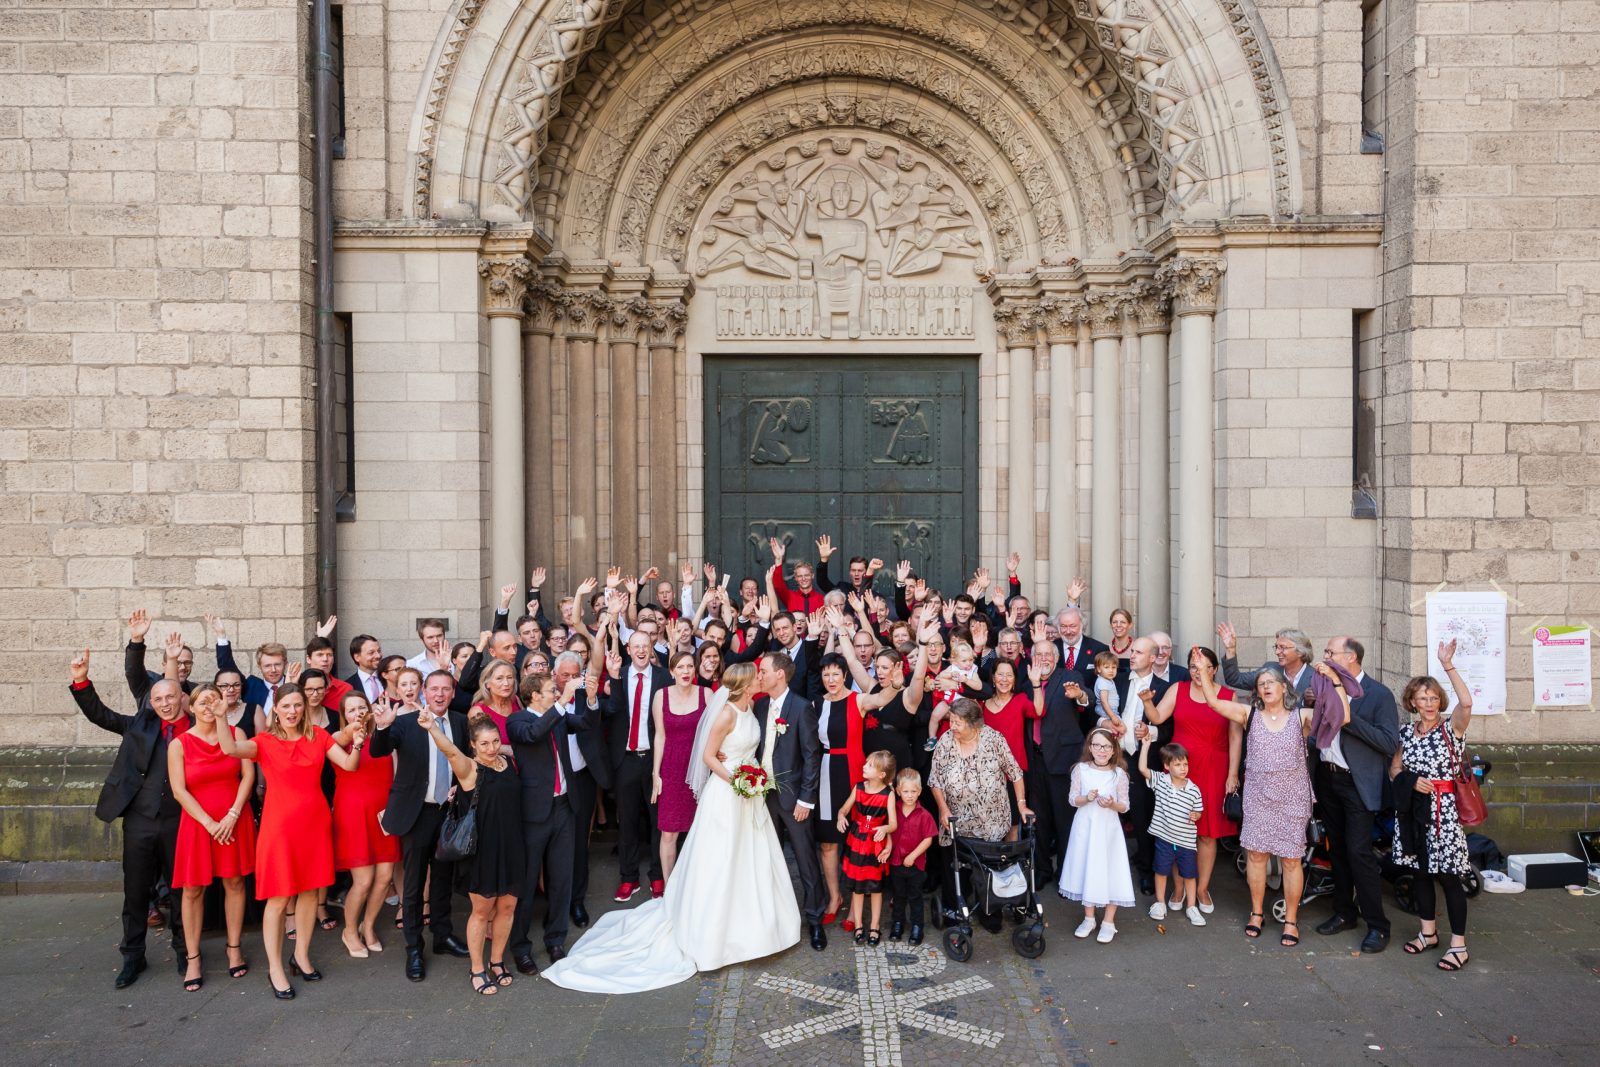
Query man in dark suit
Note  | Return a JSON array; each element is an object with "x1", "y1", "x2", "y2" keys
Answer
[
  {"x1": 547, "y1": 650, "x2": 609, "y2": 928},
  {"x1": 1114, "y1": 637, "x2": 1179, "y2": 895},
  {"x1": 1314, "y1": 636, "x2": 1400, "y2": 953},
  {"x1": 69, "y1": 647, "x2": 191, "y2": 989},
  {"x1": 604, "y1": 630, "x2": 669, "y2": 901},
  {"x1": 1219, "y1": 622, "x2": 1315, "y2": 703},
  {"x1": 752, "y1": 652, "x2": 826, "y2": 950},
  {"x1": 368, "y1": 669, "x2": 472, "y2": 981},
  {"x1": 767, "y1": 611, "x2": 821, "y2": 700},
  {"x1": 346, "y1": 633, "x2": 383, "y2": 702},
  {"x1": 505, "y1": 669, "x2": 599, "y2": 972},
  {"x1": 1022, "y1": 641, "x2": 1095, "y2": 878},
  {"x1": 1055, "y1": 606, "x2": 1109, "y2": 676}
]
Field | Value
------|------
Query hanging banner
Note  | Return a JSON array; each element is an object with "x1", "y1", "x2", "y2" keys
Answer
[
  {"x1": 1532, "y1": 625, "x2": 1592, "y2": 708},
  {"x1": 1425, "y1": 591, "x2": 1507, "y2": 716}
]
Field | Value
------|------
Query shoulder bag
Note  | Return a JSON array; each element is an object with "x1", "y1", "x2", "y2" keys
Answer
[
  {"x1": 1440, "y1": 724, "x2": 1486, "y2": 827},
  {"x1": 435, "y1": 780, "x2": 479, "y2": 861}
]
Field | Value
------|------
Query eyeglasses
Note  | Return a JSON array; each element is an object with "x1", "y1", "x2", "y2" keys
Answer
[
  {"x1": 217, "y1": 682, "x2": 243, "y2": 690},
  {"x1": 1089, "y1": 743, "x2": 1113, "y2": 751}
]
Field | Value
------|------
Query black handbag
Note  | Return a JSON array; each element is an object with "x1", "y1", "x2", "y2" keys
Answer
[
  {"x1": 1222, "y1": 707, "x2": 1254, "y2": 824},
  {"x1": 434, "y1": 784, "x2": 478, "y2": 862}
]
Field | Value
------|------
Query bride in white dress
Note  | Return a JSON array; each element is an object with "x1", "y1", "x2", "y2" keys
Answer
[{"x1": 543, "y1": 663, "x2": 801, "y2": 993}]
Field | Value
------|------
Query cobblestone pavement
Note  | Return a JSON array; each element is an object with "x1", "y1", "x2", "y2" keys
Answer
[{"x1": 0, "y1": 873, "x2": 1595, "y2": 1065}]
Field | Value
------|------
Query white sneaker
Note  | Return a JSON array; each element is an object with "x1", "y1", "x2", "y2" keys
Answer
[
  {"x1": 1186, "y1": 906, "x2": 1207, "y2": 927},
  {"x1": 1148, "y1": 902, "x2": 1167, "y2": 921},
  {"x1": 1096, "y1": 921, "x2": 1117, "y2": 943},
  {"x1": 1074, "y1": 917, "x2": 1097, "y2": 939}
]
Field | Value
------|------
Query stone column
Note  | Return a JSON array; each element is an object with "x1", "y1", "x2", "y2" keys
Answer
[
  {"x1": 645, "y1": 300, "x2": 687, "y2": 568},
  {"x1": 1159, "y1": 255, "x2": 1226, "y2": 649},
  {"x1": 561, "y1": 289, "x2": 603, "y2": 587},
  {"x1": 1086, "y1": 287, "x2": 1125, "y2": 627},
  {"x1": 1132, "y1": 280, "x2": 1171, "y2": 635},
  {"x1": 1042, "y1": 296, "x2": 1083, "y2": 599},
  {"x1": 523, "y1": 282, "x2": 558, "y2": 578},
  {"x1": 479, "y1": 254, "x2": 532, "y2": 593},
  {"x1": 608, "y1": 297, "x2": 648, "y2": 571},
  {"x1": 997, "y1": 301, "x2": 1039, "y2": 590}
]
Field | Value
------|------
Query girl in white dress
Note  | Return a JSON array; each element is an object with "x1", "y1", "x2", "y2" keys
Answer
[
  {"x1": 541, "y1": 663, "x2": 801, "y2": 993},
  {"x1": 1058, "y1": 727, "x2": 1136, "y2": 943}
]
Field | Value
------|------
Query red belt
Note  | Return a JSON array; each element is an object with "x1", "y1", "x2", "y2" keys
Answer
[
  {"x1": 1428, "y1": 779, "x2": 1455, "y2": 831},
  {"x1": 828, "y1": 747, "x2": 849, "y2": 756}
]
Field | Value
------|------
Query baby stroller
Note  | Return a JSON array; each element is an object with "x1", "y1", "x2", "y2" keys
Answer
[
  {"x1": 1233, "y1": 817, "x2": 1337, "y2": 922},
  {"x1": 941, "y1": 817, "x2": 1046, "y2": 962}
]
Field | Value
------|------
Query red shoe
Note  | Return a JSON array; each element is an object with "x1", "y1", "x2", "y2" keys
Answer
[
  {"x1": 842, "y1": 918, "x2": 856, "y2": 933},
  {"x1": 613, "y1": 882, "x2": 639, "y2": 903},
  {"x1": 649, "y1": 879, "x2": 666, "y2": 899},
  {"x1": 822, "y1": 910, "x2": 838, "y2": 926}
]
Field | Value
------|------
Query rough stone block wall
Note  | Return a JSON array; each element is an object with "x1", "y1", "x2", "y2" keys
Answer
[
  {"x1": 0, "y1": 2, "x2": 314, "y2": 746},
  {"x1": 1380, "y1": 0, "x2": 1600, "y2": 741}
]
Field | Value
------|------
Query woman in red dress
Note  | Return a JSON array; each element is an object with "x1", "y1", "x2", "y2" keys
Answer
[
  {"x1": 1139, "y1": 645, "x2": 1241, "y2": 913},
  {"x1": 471, "y1": 659, "x2": 520, "y2": 742},
  {"x1": 980, "y1": 658, "x2": 1039, "y2": 841},
  {"x1": 169, "y1": 683, "x2": 256, "y2": 991},
  {"x1": 217, "y1": 684, "x2": 364, "y2": 999},
  {"x1": 331, "y1": 691, "x2": 399, "y2": 959}
]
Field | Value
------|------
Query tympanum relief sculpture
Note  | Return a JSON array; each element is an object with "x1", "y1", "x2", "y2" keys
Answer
[{"x1": 696, "y1": 137, "x2": 988, "y2": 340}]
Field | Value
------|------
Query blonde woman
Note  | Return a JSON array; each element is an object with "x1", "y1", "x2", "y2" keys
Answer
[{"x1": 472, "y1": 659, "x2": 520, "y2": 741}]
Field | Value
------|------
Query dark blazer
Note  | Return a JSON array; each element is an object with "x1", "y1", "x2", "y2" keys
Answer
[
  {"x1": 770, "y1": 638, "x2": 821, "y2": 702},
  {"x1": 1113, "y1": 672, "x2": 1178, "y2": 775},
  {"x1": 1032, "y1": 664, "x2": 1096, "y2": 775},
  {"x1": 1153, "y1": 664, "x2": 1192, "y2": 687},
  {"x1": 369, "y1": 707, "x2": 470, "y2": 837},
  {"x1": 720, "y1": 623, "x2": 770, "y2": 667},
  {"x1": 1222, "y1": 656, "x2": 1313, "y2": 702},
  {"x1": 215, "y1": 641, "x2": 271, "y2": 718},
  {"x1": 751, "y1": 688, "x2": 822, "y2": 811},
  {"x1": 1056, "y1": 634, "x2": 1110, "y2": 674},
  {"x1": 1328, "y1": 672, "x2": 1401, "y2": 812},
  {"x1": 448, "y1": 650, "x2": 489, "y2": 714},
  {"x1": 505, "y1": 697, "x2": 598, "y2": 823},
  {"x1": 571, "y1": 684, "x2": 612, "y2": 790},
  {"x1": 72, "y1": 681, "x2": 190, "y2": 823},
  {"x1": 604, "y1": 662, "x2": 671, "y2": 767}
]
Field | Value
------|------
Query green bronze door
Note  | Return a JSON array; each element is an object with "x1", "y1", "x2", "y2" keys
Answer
[{"x1": 704, "y1": 356, "x2": 978, "y2": 594}]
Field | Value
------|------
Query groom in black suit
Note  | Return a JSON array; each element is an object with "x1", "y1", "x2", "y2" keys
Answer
[{"x1": 753, "y1": 652, "x2": 827, "y2": 950}]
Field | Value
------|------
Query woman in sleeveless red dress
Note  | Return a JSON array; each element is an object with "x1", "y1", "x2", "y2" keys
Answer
[
  {"x1": 331, "y1": 691, "x2": 399, "y2": 959},
  {"x1": 1141, "y1": 646, "x2": 1241, "y2": 912},
  {"x1": 651, "y1": 652, "x2": 708, "y2": 881},
  {"x1": 169, "y1": 683, "x2": 256, "y2": 991},
  {"x1": 218, "y1": 683, "x2": 364, "y2": 1000},
  {"x1": 471, "y1": 659, "x2": 520, "y2": 742}
]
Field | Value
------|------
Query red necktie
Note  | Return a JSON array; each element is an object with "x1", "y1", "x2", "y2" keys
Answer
[
  {"x1": 628, "y1": 673, "x2": 644, "y2": 750},
  {"x1": 1065, "y1": 646, "x2": 1076, "y2": 671},
  {"x1": 552, "y1": 735, "x2": 564, "y2": 796}
]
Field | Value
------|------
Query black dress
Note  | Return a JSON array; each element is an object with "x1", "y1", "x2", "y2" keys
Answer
[
  {"x1": 467, "y1": 759, "x2": 526, "y2": 897},
  {"x1": 863, "y1": 688, "x2": 915, "y2": 784}
]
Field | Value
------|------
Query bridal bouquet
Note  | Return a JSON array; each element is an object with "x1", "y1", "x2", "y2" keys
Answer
[{"x1": 730, "y1": 764, "x2": 775, "y2": 799}]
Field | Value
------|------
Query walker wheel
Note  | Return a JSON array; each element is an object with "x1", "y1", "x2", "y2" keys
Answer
[
  {"x1": 1392, "y1": 873, "x2": 1418, "y2": 916},
  {"x1": 1271, "y1": 897, "x2": 1288, "y2": 923},
  {"x1": 1235, "y1": 850, "x2": 1249, "y2": 877},
  {"x1": 1011, "y1": 923, "x2": 1046, "y2": 959},
  {"x1": 942, "y1": 929, "x2": 973, "y2": 963}
]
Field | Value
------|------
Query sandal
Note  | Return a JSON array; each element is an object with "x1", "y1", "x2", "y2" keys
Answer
[
  {"x1": 867, "y1": 929, "x2": 882, "y2": 947},
  {"x1": 1403, "y1": 931, "x2": 1440, "y2": 955},
  {"x1": 182, "y1": 952, "x2": 203, "y2": 992},
  {"x1": 853, "y1": 928, "x2": 866, "y2": 945},
  {"x1": 316, "y1": 911, "x2": 338, "y2": 932},
  {"x1": 1280, "y1": 922, "x2": 1300, "y2": 947},
  {"x1": 490, "y1": 960, "x2": 514, "y2": 987},
  {"x1": 1437, "y1": 946, "x2": 1470, "y2": 971},
  {"x1": 225, "y1": 943, "x2": 249, "y2": 979},
  {"x1": 471, "y1": 970, "x2": 498, "y2": 995},
  {"x1": 1244, "y1": 912, "x2": 1263, "y2": 939}
]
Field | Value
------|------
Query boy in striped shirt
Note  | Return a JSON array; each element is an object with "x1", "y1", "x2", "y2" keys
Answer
[{"x1": 1139, "y1": 737, "x2": 1205, "y2": 926}]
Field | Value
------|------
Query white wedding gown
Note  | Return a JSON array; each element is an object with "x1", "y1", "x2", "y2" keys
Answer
[{"x1": 542, "y1": 703, "x2": 801, "y2": 993}]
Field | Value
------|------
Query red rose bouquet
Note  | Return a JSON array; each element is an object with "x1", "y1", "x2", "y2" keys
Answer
[{"x1": 730, "y1": 763, "x2": 774, "y2": 799}]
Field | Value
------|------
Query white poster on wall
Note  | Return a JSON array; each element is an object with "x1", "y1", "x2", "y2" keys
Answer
[
  {"x1": 1532, "y1": 625, "x2": 1592, "y2": 707},
  {"x1": 1425, "y1": 591, "x2": 1508, "y2": 716}
]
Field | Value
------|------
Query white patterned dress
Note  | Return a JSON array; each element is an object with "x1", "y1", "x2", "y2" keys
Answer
[{"x1": 1390, "y1": 718, "x2": 1472, "y2": 876}]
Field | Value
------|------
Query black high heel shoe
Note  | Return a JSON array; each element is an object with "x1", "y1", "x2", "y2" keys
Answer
[
  {"x1": 226, "y1": 943, "x2": 249, "y2": 978},
  {"x1": 289, "y1": 958, "x2": 323, "y2": 982},
  {"x1": 182, "y1": 953, "x2": 203, "y2": 992},
  {"x1": 866, "y1": 929, "x2": 882, "y2": 947},
  {"x1": 270, "y1": 976, "x2": 296, "y2": 1000}
]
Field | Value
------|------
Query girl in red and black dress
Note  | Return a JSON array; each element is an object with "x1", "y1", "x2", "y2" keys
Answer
[{"x1": 836, "y1": 750, "x2": 899, "y2": 947}]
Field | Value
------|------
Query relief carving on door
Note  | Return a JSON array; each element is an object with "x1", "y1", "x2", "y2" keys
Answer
[
  {"x1": 746, "y1": 397, "x2": 813, "y2": 465},
  {"x1": 869, "y1": 400, "x2": 934, "y2": 466},
  {"x1": 695, "y1": 135, "x2": 987, "y2": 340}
]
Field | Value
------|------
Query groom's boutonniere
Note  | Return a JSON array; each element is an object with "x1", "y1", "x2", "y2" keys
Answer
[{"x1": 774, "y1": 718, "x2": 789, "y2": 736}]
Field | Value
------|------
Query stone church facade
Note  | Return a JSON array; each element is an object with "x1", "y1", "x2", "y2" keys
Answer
[{"x1": 3, "y1": 0, "x2": 1598, "y2": 752}]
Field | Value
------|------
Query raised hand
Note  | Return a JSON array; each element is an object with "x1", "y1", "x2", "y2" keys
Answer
[
  {"x1": 917, "y1": 620, "x2": 942, "y2": 644},
  {"x1": 530, "y1": 566, "x2": 546, "y2": 590},
  {"x1": 703, "y1": 561, "x2": 718, "y2": 584},
  {"x1": 867, "y1": 557, "x2": 884, "y2": 574},
  {"x1": 416, "y1": 708, "x2": 437, "y2": 732},
  {"x1": 203, "y1": 612, "x2": 226, "y2": 640},
  {"x1": 1437, "y1": 639, "x2": 1458, "y2": 672},
  {"x1": 584, "y1": 668, "x2": 600, "y2": 696},
  {"x1": 1063, "y1": 681, "x2": 1084, "y2": 702},
  {"x1": 286, "y1": 661, "x2": 303, "y2": 682},
  {"x1": 624, "y1": 574, "x2": 639, "y2": 597},
  {"x1": 1006, "y1": 550, "x2": 1021, "y2": 576},
  {"x1": 371, "y1": 698, "x2": 397, "y2": 730},
  {"x1": 806, "y1": 610, "x2": 824, "y2": 641},
  {"x1": 575, "y1": 576, "x2": 597, "y2": 599},
  {"x1": 1028, "y1": 661, "x2": 1045, "y2": 688},
  {"x1": 680, "y1": 560, "x2": 695, "y2": 585},
  {"x1": 1030, "y1": 614, "x2": 1050, "y2": 645},
  {"x1": 1066, "y1": 575, "x2": 1087, "y2": 603},
  {"x1": 315, "y1": 615, "x2": 337, "y2": 638},
  {"x1": 1216, "y1": 621, "x2": 1237, "y2": 654},
  {"x1": 641, "y1": 566, "x2": 660, "y2": 584},
  {"x1": 478, "y1": 629, "x2": 493, "y2": 650},
  {"x1": 499, "y1": 583, "x2": 517, "y2": 608},
  {"x1": 163, "y1": 630, "x2": 185, "y2": 662},
  {"x1": 847, "y1": 591, "x2": 864, "y2": 613},
  {"x1": 128, "y1": 609, "x2": 151, "y2": 643},
  {"x1": 756, "y1": 598, "x2": 773, "y2": 623},
  {"x1": 942, "y1": 600, "x2": 956, "y2": 625},
  {"x1": 561, "y1": 675, "x2": 584, "y2": 705},
  {"x1": 895, "y1": 560, "x2": 912, "y2": 584},
  {"x1": 605, "y1": 566, "x2": 622, "y2": 589},
  {"x1": 605, "y1": 650, "x2": 624, "y2": 677},
  {"x1": 768, "y1": 536, "x2": 786, "y2": 564},
  {"x1": 70, "y1": 647, "x2": 91, "y2": 684},
  {"x1": 815, "y1": 534, "x2": 834, "y2": 561}
]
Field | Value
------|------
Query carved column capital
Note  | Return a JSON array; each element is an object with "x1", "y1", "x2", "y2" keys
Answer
[
  {"x1": 1084, "y1": 288, "x2": 1127, "y2": 339},
  {"x1": 523, "y1": 279, "x2": 562, "y2": 333},
  {"x1": 609, "y1": 295, "x2": 651, "y2": 341},
  {"x1": 1040, "y1": 296, "x2": 1086, "y2": 344},
  {"x1": 558, "y1": 287, "x2": 610, "y2": 339},
  {"x1": 1128, "y1": 279, "x2": 1171, "y2": 335},
  {"x1": 645, "y1": 299, "x2": 688, "y2": 347},
  {"x1": 479, "y1": 255, "x2": 532, "y2": 318},
  {"x1": 994, "y1": 300, "x2": 1040, "y2": 349},
  {"x1": 1156, "y1": 255, "x2": 1227, "y2": 316}
]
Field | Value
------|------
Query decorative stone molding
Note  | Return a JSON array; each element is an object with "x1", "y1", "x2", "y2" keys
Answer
[
  {"x1": 1128, "y1": 279, "x2": 1171, "y2": 334},
  {"x1": 994, "y1": 301, "x2": 1041, "y2": 349},
  {"x1": 1216, "y1": 0, "x2": 1295, "y2": 216},
  {"x1": 478, "y1": 255, "x2": 532, "y2": 317},
  {"x1": 1156, "y1": 255, "x2": 1227, "y2": 316},
  {"x1": 557, "y1": 288, "x2": 611, "y2": 338},
  {"x1": 524, "y1": 279, "x2": 563, "y2": 333},
  {"x1": 644, "y1": 300, "x2": 688, "y2": 346},
  {"x1": 609, "y1": 295, "x2": 651, "y2": 341},
  {"x1": 413, "y1": 0, "x2": 490, "y2": 217},
  {"x1": 1084, "y1": 287, "x2": 1128, "y2": 339},
  {"x1": 1040, "y1": 296, "x2": 1087, "y2": 344}
]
